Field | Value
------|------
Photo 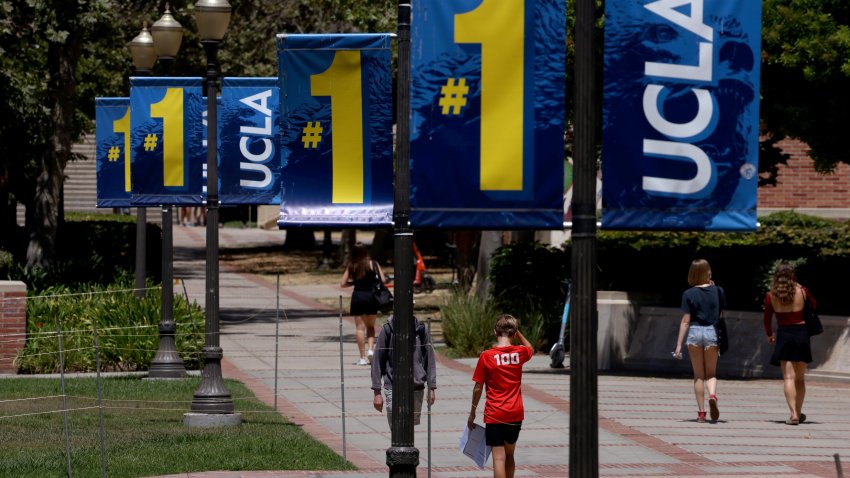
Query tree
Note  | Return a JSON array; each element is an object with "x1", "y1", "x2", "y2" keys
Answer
[
  {"x1": 0, "y1": 0, "x2": 113, "y2": 267},
  {"x1": 760, "y1": 0, "x2": 850, "y2": 176}
]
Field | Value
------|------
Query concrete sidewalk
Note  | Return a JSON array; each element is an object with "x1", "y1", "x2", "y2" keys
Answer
[{"x1": 156, "y1": 225, "x2": 850, "y2": 478}]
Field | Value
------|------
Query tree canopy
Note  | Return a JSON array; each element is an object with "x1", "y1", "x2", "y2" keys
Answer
[{"x1": 761, "y1": 0, "x2": 850, "y2": 174}]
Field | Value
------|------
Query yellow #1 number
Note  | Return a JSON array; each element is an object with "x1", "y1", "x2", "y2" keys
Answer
[
  {"x1": 112, "y1": 107, "x2": 131, "y2": 192},
  {"x1": 150, "y1": 87, "x2": 185, "y2": 187},
  {"x1": 456, "y1": 0, "x2": 524, "y2": 191},
  {"x1": 311, "y1": 50, "x2": 365, "y2": 204}
]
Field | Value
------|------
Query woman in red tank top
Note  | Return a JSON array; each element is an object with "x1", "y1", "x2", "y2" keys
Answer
[{"x1": 764, "y1": 262, "x2": 815, "y2": 425}]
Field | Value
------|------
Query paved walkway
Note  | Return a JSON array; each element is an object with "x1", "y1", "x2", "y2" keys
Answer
[{"x1": 152, "y1": 225, "x2": 850, "y2": 478}]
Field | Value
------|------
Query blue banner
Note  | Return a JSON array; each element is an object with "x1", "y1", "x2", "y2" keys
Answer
[
  {"x1": 409, "y1": 0, "x2": 566, "y2": 229},
  {"x1": 95, "y1": 98, "x2": 131, "y2": 208},
  {"x1": 602, "y1": 0, "x2": 761, "y2": 231},
  {"x1": 219, "y1": 78, "x2": 281, "y2": 205},
  {"x1": 130, "y1": 77, "x2": 205, "y2": 206},
  {"x1": 276, "y1": 34, "x2": 394, "y2": 227}
]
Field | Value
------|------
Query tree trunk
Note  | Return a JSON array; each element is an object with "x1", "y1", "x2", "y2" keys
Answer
[
  {"x1": 282, "y1": 229, "x2": 317, "y2": 250},
  {"x1": 473, "y1": 231, "x2": 501, "y2": 299},
  {"x1": 27, "y1": 28, "x2": 80, "y2": 269}
]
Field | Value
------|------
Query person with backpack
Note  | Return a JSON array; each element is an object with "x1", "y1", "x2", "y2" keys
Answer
[{"x1": 371, "y1": 315, "x2": 437, "y2": 427}]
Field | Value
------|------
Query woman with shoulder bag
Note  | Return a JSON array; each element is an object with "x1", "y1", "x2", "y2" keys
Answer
[
  {"x1": 674, "y1": 259, "x2": 726, "y2": 423},
  {"x1": 763, "y1": 262, "x2": 815, "y2": 425},
  {"x1": 341, "y1": 242, "x2": 389, "y2": 366}
]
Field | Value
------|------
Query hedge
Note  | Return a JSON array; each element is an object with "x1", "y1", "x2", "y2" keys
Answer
[{"x1": 489, "y1": 211, "x2": 850, "y2": 340}]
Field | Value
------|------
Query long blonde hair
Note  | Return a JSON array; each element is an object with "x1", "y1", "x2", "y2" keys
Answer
[{"x1": 770, "y1": 262, "x2": 797, "y2": 305}]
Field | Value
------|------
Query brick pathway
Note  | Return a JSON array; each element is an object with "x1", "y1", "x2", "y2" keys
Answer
[{"x1": 146, "y1": 226, "x2": 850, "y2": 478}]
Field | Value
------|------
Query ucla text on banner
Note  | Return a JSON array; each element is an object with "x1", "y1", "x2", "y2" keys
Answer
[
  {"x1": 130, "y1": 77, "x2": 205, "y2": 206},
  {"x1": 219, "y1": 78, "x2": 281, "y2": 205},
  {"x1": 276, "y1": 34, "x2": 394, "y2": 227},
  {"x1": 601, "y1": 0, "x2": 761, "y2": 231},
  {"x1": 95, "y1": 97, "x2": 131, "y2": 208},
  {"x1": 409, "y1": 0, "x2": 566, "y2": 229}
]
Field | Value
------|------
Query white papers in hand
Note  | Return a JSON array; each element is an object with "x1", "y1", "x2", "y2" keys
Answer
[{"x1": 459, "y1": 423, "x2": 491, "y2": 468}]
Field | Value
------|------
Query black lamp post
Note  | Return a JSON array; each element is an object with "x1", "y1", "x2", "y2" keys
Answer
[
  {"x1": 149, "y1": 3, "x2": 187, "y2": 379},
  {"x1": 569, "y1": 0, "x2": 600, "y2": 475},
  {"x1": 189, "y1": 0, "x2": 236, "y2": 415},
  {"x1": 387, "y1": 3, "x2": 418, "y2": 477},
  {"x1": 128, "y1": 24, "x2": 155, "y2": 300}
]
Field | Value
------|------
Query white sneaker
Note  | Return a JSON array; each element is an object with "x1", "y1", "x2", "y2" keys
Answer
[
  {"x1": 356, "y1": 358, "x2": 369, "y2": 366},
  {"x1": 367, "y1": 349, "x2": 374, "y2": 363}
]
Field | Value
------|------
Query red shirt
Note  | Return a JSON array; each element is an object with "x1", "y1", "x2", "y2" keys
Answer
[
  {"x1": 763, "y1": 287, "x2": 816, "y2": 336},
  {"x1": 472, "y1": 345, "x2": 533, "y2": 424}
]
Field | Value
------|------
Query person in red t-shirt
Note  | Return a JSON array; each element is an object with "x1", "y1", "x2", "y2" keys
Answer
[{"x1": 468, "y1": 314, "x2": 533, "y2": 478}]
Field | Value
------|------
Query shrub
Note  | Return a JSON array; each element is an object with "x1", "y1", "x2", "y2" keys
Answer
[
  {"x1": 487, "y1": 211, "x2": 850, "y2": 317},
  {"x1": 439, "y1": 291, "x2": 497, "y2": 357},
  {"x1": 5, "y1": 213, "x2": 161, "y2": 291},
  {"x1": 592, "y1": 211, "x2": 850, "y2": 314},
  {"x1": 16, "y1": 275, "x2": 204, "y2": 373},
  {"x1": 0, "y1": 249, "x2": 12, "y2": 276},
  {"x1": 489, "y1": 241, "x2": 570, "y2": 350},
  {"x1": 440, "y1": 289, "x2": 549, "y2": 357}
]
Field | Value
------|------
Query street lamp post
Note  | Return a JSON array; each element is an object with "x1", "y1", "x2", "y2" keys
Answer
[
  {"x1": 388, "y1": 3, "x2": 418, "y2": 477},
  {"x1": 149, "y1": 3, "x2": 187, "y2": 379},
  {"x1": 189, "y1": 0, "x2": 237, "y2": 417},
  {"x1": 128, "y1": 25, "x2": 155, "y2": 300},
  {"x1": 569, "y1": 0, "x2": 600, "y2": 476}
]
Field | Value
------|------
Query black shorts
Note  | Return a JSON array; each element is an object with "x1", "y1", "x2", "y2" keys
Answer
[{"x1": 485, "y1": 422, "x2": 522, "y2": 446}]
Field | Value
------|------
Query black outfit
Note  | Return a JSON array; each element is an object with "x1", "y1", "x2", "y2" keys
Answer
[
  {"x1": 770, "y1": 325, "x2": 812, "y2": 366},
  {"x1": 349, "y1": 266, "x2": 379, "y2": 316}
]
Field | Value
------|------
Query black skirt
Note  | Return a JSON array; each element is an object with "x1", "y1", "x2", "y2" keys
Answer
[
  {"x1": 770, "y1": 325, "x2": 812, "y2": 366},
  {"x1": 350, "y1": 288, "x2": 378, "y2": 316}
]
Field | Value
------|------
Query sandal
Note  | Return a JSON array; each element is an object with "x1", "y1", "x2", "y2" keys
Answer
[
  {"x1": 708, "y1": 395, "x2": 719, "y2": 422},
  {"x1": 799, "y1": 413, "x2": 806, "y2": 424},
  {"x1": 785, "y1": 417, "x2": 799, "y2": 425},
  {"x1": 697, "y1": 411, "x2": 707, "y2": 423}
]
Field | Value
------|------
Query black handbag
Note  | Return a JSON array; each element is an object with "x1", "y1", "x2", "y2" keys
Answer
[
  {"x1": 803, "y1": 290, "x2": 823, "y2": 337},
  {"x1": 714, "y1": 287, "x2": 729, "y2": 354},
  {"x1": 372, "y1": 262, "x2": 393, "y2": 313}
]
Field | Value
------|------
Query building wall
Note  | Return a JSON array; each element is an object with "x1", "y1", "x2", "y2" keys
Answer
[{"x1": 758, "y1": 138, "x2": 850, "y2": 215}]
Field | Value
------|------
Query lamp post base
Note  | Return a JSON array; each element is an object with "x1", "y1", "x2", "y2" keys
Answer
[
  {"x1": 190, "y1": 346, "x2": 234, "y2": 413},
  {"x1": 183, "y1": 412, "x2": 242, "y2": 428},
  {"x1": 386, "y1": 446, "x2": 419, "y2": 477}
]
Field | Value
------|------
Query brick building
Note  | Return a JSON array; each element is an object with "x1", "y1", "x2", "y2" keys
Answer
[{"x1": 758, "y1": 138, "x2": 850, "y2": 219}]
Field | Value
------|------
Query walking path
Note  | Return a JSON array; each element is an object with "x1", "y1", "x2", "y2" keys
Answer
[{"x1": 151, "y1": 225, "x2": 850, "y2": 478}]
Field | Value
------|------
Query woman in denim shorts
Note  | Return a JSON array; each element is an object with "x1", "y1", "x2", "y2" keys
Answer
[{"x1": 674, "y1": 259, "x2": 726, "y2": 423}]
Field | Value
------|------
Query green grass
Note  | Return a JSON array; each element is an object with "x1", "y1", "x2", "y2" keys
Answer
[{"x1": 0, "y1": 376, "x2": 353, "y2": 478}]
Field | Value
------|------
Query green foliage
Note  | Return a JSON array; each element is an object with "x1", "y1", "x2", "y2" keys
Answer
[
  {"x1": 0, "y1": 377, "x2": 352, "y2": 477},
  {"x1": 0, "y1": 249, "x2": 12, "y2": 275},
  {"x1": 6, "y1": 215, "x2": 161, "y2": 290},
  {"x1": 439, "y1": 291, "x2": 497, "y2": 357},
  {"x1": 489, "y1": 241, "x2": 570, "y2": 349},
  {"x1": 593, "y1": 212, "x2": 850, "y2": 314},
  {"x1": 16, "y1": 276, "x2": 204, "y2": 373},
  {"x1": 487, "y1": 212, "x2": 850, "y2": 318},
  {"x1": 761, "y1": 0, "x2": 850, "y2": 171}
]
